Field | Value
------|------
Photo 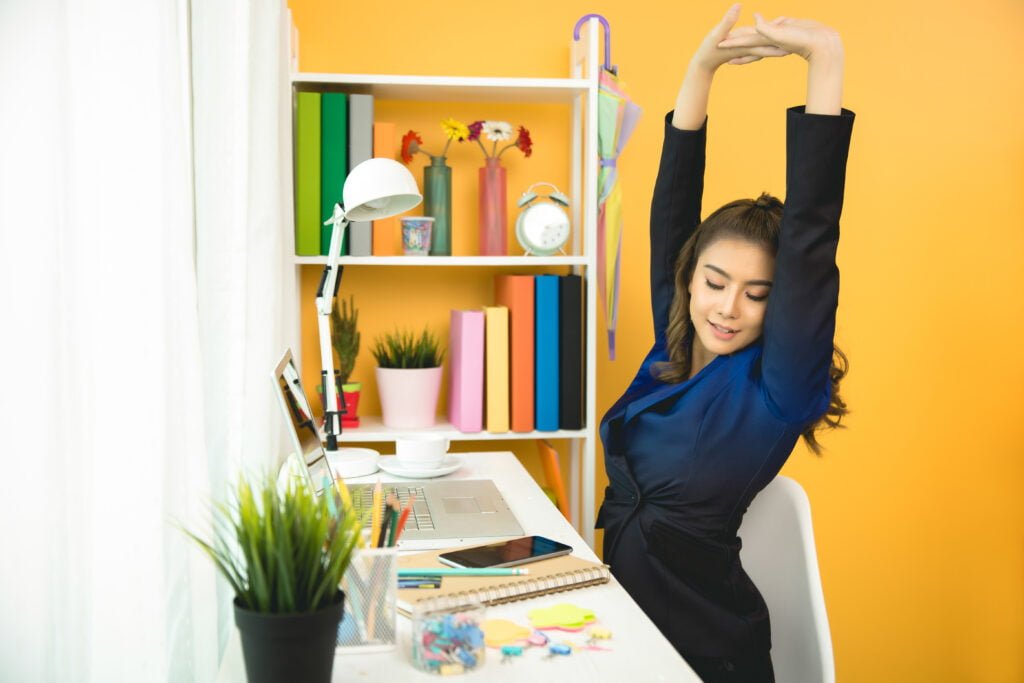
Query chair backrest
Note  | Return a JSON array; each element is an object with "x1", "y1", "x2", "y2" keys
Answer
[{"x1": 738, "y1": 475, "x2": 835, "y2": 683}]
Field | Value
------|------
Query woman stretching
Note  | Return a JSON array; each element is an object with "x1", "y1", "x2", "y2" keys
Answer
[{"x1": 596, "y1": 6, "x2": 854, "y2": 681}]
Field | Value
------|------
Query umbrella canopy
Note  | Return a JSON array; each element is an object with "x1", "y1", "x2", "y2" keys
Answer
[{"x1": 597, "y1": 69, "x2": 641, "y2": 360}]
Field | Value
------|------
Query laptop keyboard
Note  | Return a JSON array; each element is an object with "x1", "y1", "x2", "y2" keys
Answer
[{"x1": 352, "y1": 484, "x2": 434, "y2": 531}]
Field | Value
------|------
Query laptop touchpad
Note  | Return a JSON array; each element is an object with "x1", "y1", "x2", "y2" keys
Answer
[{"x1": 442, "y1": 497, "x2": 481, "y2": 514}]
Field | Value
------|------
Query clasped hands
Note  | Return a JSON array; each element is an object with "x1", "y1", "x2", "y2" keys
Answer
[{"x1": 693, "y1": 3, "x2": 843, "y2": 73}]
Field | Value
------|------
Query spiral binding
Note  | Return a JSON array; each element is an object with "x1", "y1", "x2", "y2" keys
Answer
[{"x1": 415, "y1": 566, "x2": 611, "y2": 612}]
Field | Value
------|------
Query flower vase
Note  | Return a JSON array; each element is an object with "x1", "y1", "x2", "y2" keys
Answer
[
  {"x1": 478, "y1": 157, "x2": 507, "y2": 256},
  {"x1": 423, "y1": 156, "x2": 451, "y2": 256}
]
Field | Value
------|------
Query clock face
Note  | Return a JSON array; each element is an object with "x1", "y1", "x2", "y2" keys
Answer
[{"x1": 518, "y1": 203, "x2": 570, "y2": 255}]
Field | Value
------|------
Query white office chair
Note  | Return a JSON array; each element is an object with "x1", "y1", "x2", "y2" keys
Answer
[{"x1": 738, "y1": 476, "x2": 835, "y2": 683}]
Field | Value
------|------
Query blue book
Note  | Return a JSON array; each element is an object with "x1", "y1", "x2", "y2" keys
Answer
[{"x1": 534, "y1": 275, "x2": 560, "y2": 431}]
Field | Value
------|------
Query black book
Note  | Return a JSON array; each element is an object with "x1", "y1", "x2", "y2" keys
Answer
[{"x1": 558, "y1": 274, "x2": 584, "y2": 430}]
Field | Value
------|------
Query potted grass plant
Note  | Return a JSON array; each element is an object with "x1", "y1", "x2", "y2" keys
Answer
[
  {"x1": 330, "y1": 294, "x2": 362, "y2": 428},
  {"x1": 372, "y1": 326, "x2": 446, "y2": 428},
  {"x1": 185, "y1": 471, "x2": 361, "y2": 683}
]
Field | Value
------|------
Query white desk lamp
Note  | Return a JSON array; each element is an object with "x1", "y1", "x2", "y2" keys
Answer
[{"x1": 318, "y1": 158, "x2": 421, "y2": 477}]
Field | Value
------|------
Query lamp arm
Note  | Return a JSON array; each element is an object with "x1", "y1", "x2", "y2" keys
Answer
[{"x1": 317, "y1": 203, "x2": 348, "y2": 452}]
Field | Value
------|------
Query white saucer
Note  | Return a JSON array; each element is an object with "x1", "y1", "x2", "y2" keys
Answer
[{"x1": 377, "y1": 454, "x2": 463, "y2": 479}]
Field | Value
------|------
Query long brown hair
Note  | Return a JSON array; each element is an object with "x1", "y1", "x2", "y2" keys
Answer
[{"x1": 651, "y1": 193, "x2": 848, "y2": 455}]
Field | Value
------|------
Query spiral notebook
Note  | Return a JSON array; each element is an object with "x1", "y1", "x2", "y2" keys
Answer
[{"x1": 396, "y1": 549, "x2": 611, "y2": 616}]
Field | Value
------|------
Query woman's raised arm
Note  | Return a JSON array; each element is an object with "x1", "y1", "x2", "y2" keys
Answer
[{"x1": 651, "y1": 6, "x2": 789, "y2": 338}]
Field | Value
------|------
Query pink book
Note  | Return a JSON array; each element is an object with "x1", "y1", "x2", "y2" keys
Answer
[{"x1": 448, "y1": 309, "x2": 485, "y2": 432}]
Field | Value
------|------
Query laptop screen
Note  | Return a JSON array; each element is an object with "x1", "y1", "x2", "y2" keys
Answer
[{"x1": 272, "y1": 349, "x2": 332, "y2": 494}]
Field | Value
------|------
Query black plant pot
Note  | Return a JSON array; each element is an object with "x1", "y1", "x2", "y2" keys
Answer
[{"x1": 233, "y1": 593, "x2": 344, "y2": 683}]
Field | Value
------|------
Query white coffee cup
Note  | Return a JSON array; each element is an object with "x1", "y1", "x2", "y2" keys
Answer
[{"x1": 395, "y1": 434, "x2": 449, "y2": 470}]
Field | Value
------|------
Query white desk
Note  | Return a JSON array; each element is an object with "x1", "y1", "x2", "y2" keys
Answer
[{"x1": 217, "y1": 452, "x2": 698, "y2": 682}]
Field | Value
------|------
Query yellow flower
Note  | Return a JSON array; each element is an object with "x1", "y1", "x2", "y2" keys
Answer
[{"x1": 440, "y1": 118, "x2": 469, "y2": 143}]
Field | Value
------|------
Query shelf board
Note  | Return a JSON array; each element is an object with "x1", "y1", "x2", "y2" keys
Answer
[
  {"x1": 291, "y1": 73, "x2": 592, "y2": 103},
  {"x1": 293, "y1": 255, "x2": 588, "y2": 267},
  {"x1": 335, "y1": 417, "x2": 586, "y2": 442}
]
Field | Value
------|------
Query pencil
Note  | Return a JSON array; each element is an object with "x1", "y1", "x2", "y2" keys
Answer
[
  {"x1": 333, "y1": 476, "x2": 363, "y2": 548},
  {"x1": 369, "y1": 479, "x2": 382, "y2": 548}
]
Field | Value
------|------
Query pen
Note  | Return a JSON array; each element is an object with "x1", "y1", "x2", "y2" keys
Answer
[
  {"x1": 385, "y1": 497, "x2": 400, "y2": 547},
  {"x1": 378, "y1": 493, "x2": 396, "y2": 548},
  {"x1": 321, "y1": 476, "x2": 337, "y2": 517},
  {"x1": 398, "y1": 568, "x2": 531, "y2": 577},
  {"x1": 398, "y1": 580, "x2": 442, "y2": 589},
  {"x1": 391, "y1": 493, "x2": 414, "y2": 546}
]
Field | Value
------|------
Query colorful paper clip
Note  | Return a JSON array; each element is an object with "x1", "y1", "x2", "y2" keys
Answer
[{"x1": 500, "y1": 644, "x2": 524, "y2": 663}]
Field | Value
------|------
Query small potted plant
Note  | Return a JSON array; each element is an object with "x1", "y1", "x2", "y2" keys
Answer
[
  {"x1": 331, "y1": 294, "x2": 362, "y2": 428},
  {"x1": 372, "y1": 326, "x2": 446, "y2": 428},
  {"x1": 184, "y1": 471, "x2": 361, "y2": 683}
]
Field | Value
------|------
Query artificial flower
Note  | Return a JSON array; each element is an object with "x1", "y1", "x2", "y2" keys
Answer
[
  {"x1": 441, "y1": 117, "x2": 470, "y2": 143},
  {"x1": 482, "y1": 120, "x2": 513, "y2": 142},
  {"x1": 466, "y1": 119, "x2": 535, "y2": 160},
  {"x1": 400, "y1": 130, "x2": 423, "y2": 164},
  {"x1": 400, "y1": 118, "x2": 469, "y2": 163},
  {"x1": 513, "y1": 126, "x2": 533, "y2": 158}
]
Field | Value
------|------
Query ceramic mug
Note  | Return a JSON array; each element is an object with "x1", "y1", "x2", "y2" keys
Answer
[
  {"x1": 395, "y1": 434, "x2": 449, "y2": 470},
  {"x1": 400, "y1": 217, "x2": 435, "y2": 255}
]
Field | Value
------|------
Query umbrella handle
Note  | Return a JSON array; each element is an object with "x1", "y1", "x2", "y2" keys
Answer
[{"x1": 572, "y1": 14, "x2": 616, "y2": 75}]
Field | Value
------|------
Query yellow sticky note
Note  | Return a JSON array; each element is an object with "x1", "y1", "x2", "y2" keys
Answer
[
  {"x1": 527, "y1": 603, "x2": 596, "y2": 631},
  {"x1": 482, "y1": 619, "x2": 531, "y2": 647}
]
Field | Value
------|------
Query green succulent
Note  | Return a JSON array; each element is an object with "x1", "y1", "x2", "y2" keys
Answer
[
  {"x1": 371, "y1": 326, "x2": 446, "y2": 369},
  {"x1": 330, "y1": 295, "x2": 360, "y2": 385}
]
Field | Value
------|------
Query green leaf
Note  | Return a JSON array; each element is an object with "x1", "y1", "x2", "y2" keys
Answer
[{"x1": 180, "y1": 469, "x2": 362, "y2": 614}]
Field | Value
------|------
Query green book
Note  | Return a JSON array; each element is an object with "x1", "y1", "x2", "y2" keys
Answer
[
  {"x1": 294, "y1": 91, "x2": 322, "y2": 256},
  {"x1": 321, "y1": 92, "x2": 349, "y2": 256}
]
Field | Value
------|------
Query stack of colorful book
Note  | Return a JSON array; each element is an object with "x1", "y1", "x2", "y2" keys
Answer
[
  {"x1": 447, "y1": 274, "x2": 584, "y2": 433},
  {"x1": 293, "y1": 92, "x2": 400, "y2": 256}
]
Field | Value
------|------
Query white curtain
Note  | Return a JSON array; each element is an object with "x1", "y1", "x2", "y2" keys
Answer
[
  {"x1": 191, "y1": 0, "x2": 296, "y2": 658},
  {"x1": 0, "y1": 0, "x2": 291, "y2": 679}
]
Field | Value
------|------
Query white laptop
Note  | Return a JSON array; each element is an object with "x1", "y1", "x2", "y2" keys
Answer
[{"x1": 272, "y1": 349, "x2": 524, "y2": 549}]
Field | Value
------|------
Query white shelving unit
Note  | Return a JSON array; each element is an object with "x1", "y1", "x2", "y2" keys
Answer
[{"x1": 286, "y1": 20, "x2": 603, "y2": 546}]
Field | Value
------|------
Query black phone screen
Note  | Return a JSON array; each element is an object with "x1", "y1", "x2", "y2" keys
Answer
[{"x1": 438, "y1": 536, "x2": 573, "y2": 568}]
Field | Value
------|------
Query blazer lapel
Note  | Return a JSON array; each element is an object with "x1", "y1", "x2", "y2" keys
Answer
[{"x1": 623, "y1": 353, "x2": 731, "y2": 423}]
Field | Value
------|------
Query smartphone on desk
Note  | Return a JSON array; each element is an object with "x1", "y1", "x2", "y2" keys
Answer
[{"x1": 437, "y1": 536, "x2": 573, "y2": 568}]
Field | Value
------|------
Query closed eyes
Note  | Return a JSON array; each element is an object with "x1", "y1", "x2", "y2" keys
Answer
[{"x1": 704, "y1": 279, "x2": 769, "y2": 302}]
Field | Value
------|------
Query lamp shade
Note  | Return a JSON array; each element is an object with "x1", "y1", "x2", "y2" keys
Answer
[{"x1": 342, "y1": 158, "x2": 422, "y2": 222}]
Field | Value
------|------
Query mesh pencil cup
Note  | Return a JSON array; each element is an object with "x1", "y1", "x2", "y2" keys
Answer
[
  {"x1": 411, "y1": 596, "x2": 486, "y2": 674},
  {"x1": 336, "y1": 546, "x2": 398, "y2": 652}
]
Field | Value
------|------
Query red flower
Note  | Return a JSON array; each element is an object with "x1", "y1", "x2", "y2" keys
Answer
[
  {"x1": 467, "y1": 120, "x2": 484, "y2": 142},
  {"x1": 400, "y1": 130, "x2": 423, "y2": 164},
  {"x1": 515, "y1": 126, "x2": 533, "y2": 158}
]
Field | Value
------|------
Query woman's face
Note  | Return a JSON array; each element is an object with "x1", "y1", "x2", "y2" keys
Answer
[{"x1": 688, "y1": 237, "x2": 775, "y2": 359}]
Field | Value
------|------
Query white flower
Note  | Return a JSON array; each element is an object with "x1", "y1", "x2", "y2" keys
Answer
[{"x1": 482, "y1": 120, "x2": 513, "y2": 142}]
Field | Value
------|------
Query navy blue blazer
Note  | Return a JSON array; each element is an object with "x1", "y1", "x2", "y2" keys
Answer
[{"x1": 597, "y1": 107, "x2": 855, "y2": 658}]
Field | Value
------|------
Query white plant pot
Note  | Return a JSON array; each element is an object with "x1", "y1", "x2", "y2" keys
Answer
[{"x1": 376, "y1": 366, "x2": 443, "y2": 429}]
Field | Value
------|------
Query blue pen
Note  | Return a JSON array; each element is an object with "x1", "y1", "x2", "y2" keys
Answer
[{"x1": 322, "y1": 476, "x2": 338, "y2": 517}]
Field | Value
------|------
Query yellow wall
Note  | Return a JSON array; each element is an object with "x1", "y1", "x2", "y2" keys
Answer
[{"x1": 289, "y1": 1, "x2": 1024, "y2": 680}]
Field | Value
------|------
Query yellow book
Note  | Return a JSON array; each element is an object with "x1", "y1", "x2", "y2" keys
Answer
[{"x1": 484, "y1": 306, "x2": 509, "y2": 433}]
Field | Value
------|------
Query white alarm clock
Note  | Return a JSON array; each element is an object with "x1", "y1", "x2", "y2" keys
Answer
[{"x1": 515, "y1": 183, "x2": 571, "y2": 256}]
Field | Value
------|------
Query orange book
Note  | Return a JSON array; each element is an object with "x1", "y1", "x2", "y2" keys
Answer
[
  {"x1": 494, "y1": 275, "x2": 535, "y2": 432},
  {"x1": 372, "y1": 122, "x2": 399, "y2": 256}
]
